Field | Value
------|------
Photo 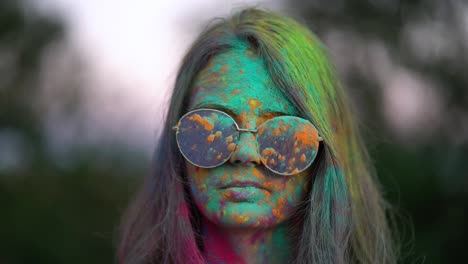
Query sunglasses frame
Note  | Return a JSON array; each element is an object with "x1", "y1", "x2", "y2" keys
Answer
[{"x1": 172, "y1": 108, "x2": 323, "y2": 175}]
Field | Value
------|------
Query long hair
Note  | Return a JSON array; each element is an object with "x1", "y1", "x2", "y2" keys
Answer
[{"x1": 118, "y1": 8, "x2": 397, "y2": 264}]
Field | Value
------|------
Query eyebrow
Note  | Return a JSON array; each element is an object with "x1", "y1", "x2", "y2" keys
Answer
[{"x1": 191, "y1": 102, "x2": 292, "y2": 118}]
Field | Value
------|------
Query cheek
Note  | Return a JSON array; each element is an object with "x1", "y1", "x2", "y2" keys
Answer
[
  {"x1": 295, "y1": 171, "x2": 310, "y2": 192},
  {"x1": 293, "y1": 171, "x2": 311, "y2": 199},
  {"x1": 186, "y1": 163, "x2": 204, "y2": 183},
  {"x1": 186, "y1": 164, "x2": 208, "y2": 197},
  {"x1": 186, "y1": 163, "x2": 223, "y2": 203},
  {"x1": 278, "y1": 172, "x2": 310, "y2": 204}
]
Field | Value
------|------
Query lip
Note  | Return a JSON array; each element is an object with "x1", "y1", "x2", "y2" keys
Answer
[{"x1": 219, "y1": 181, "x2": 270, "y2": 191}]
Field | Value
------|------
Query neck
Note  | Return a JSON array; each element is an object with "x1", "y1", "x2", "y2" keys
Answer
[{"x1": 201, "y1": 219, "x2": 294, "y2": 264}]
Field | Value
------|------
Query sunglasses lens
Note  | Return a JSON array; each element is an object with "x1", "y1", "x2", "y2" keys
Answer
[
  {"x1": 257, "y1": 116, "x2": 320, "y2": 175},
  {"x1": 176, "y1": 109, "x2": 238, "y2": 168}
]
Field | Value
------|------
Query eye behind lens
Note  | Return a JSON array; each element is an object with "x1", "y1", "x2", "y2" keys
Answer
[
  {"x1": 176, "y1": 109, "x2": 239, "y2": 168},
  {"x1": 257, "y1": 116, "x2": 320, "y2": 175}
]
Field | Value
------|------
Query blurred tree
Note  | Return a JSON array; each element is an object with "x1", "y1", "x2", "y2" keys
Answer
[
  {"x1": 1, "y1": 0, "x2": 467, "y2": 263},
  {"x1": 288, "y1": 0, "x2": 468, "y2": 263},
  {"x1": 0, "y1": 0, "x2": 142, "y2": 263}
]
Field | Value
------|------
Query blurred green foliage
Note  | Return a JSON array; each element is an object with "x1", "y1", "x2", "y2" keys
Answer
[
  {"x1": 290, "y1": 0, "x2": 468, "y2": 263},
  {"x1": 0, "y1": 1, "x2": 141, "y2": 263},
  {"x1": 0, "y1": 0, "x2": 467, "y2": 263}
]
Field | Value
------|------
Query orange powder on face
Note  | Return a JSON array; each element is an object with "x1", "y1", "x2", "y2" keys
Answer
[
  {"x1": 226, "y1": 136, "x2": 233, "y2": 143},
  {"x1": 188, "y1": 114, "x2": 214, "y2": 131},
  {"x1": 215, "y1": 131, "x2": 222, "y2": 138},
  {"x1": 237, "y1": 113, "x2": 250, "y2": 129},
  {"x1": 235, "y1": 215, "x2": 249, "y2": 224},
  {"x1": 193, "y1": 167, "x2": 209, "y2": 181},
  {"x1": 272, "y1": 209, "x2": 281, "y2": 218},
  {"x1": 251, "y1": 168, "x2": 266, "y2": 180},
  {"x1": 221, "y1": 192, "x2": 230, "y2": 200},
  {"x1": 278, "y1": 197, "x2": 286, "y2": 207},
  {"x1": 258, "y1": 126, "x2": 265, "y2": 135},
  {"x1": 208, "y1": 74, "x2": 218, "y2": 84},
  {"x1": 262, "y1": 113, "x2": 275, "y2": 120},
  {"x1": 248, "y1": 99, "x2": 260, "y2": 111}
]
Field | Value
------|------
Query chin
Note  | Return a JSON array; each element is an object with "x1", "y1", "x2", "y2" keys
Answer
[{"x1": 198, "y1": 199, "x2": 292, "y2": 228}]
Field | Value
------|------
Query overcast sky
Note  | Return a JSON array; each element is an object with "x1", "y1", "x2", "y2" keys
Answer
[
  {"x1": 25, "y1": 0, "x2": 468, "y2": 159},
  {"x1": 29, "y1": 0, "x2": 286, "y2": 156}
]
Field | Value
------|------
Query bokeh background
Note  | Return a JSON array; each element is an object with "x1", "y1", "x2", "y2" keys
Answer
[{"x1": 1, "y1": 0, "x2": 467, "y2": 263}]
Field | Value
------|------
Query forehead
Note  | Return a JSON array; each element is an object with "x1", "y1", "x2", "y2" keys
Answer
[{"x1": 189, "y1": 47, "x2": 298, "y2": 116}]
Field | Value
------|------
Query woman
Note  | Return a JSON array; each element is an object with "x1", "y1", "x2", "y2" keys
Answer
[{"x1": 118, "y1": 8, "x2": 397, "y2": 264}]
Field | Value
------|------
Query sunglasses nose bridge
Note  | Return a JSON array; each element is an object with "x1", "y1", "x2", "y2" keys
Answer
[{"x1": 229, "y1": 130, "x2": 261, "y2": 166}]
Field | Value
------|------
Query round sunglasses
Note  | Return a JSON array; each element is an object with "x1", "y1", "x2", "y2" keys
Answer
[{"x1": 172, "y1": 108, "x2": 323, "y2": 176}]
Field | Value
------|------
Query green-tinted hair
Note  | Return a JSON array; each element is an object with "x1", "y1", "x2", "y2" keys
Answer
[{"x1": 118, "y1": 7, "x2": 397, "y2": 264}]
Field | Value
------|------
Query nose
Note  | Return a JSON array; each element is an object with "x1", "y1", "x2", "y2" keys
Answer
[{"x1": 229, "y1": 131, "x2": 261, "y2": 165}]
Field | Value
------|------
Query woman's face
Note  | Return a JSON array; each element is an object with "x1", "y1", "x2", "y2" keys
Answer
[{"x1": 185, "y1": 47, "x2": 310, "y2": 228}]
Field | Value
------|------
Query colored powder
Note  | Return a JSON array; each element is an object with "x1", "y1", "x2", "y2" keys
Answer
[
  {"x1": 177, "y1": 202, "x2": 190, "y2": 218},
  {"x1": 294, "y1": 128, "x2": 316, "y2": 145},
  {"x1": 279, "y1": 123, "x2": 291, "y2": 133},
  {"x1": 236, "y1": 215, "x2": 250, "y2": 223},
  {"x1": 207, "y1": 134, "x2": 215, "y2": 142},
  {"x1": 228, "y1": 143, "x2": 236, "y2": 151},
  {"x1": 272, "y1": 209, "x2": 281, "y2": 218},
  {"x1": 272, "y1": 128, "x2": 280, "y2": 136},
  {"x1": 204, "y1": 223, "x2": 246, "y2": 264},
  {"x1": 262, "y1": 148, "x2": 276, "y2": 156},
  {"x1": 249, "y1": 230, "x2": 264, "y2": 245},
  {"x1": 300, "y1": 154, "x2": 306, "y2": 162},
  {"x1": 258, "y1": 126, "x2": 265, "y2": 135},
  {"x1": 288, "y1": 157, "x2": 296, "y2": 165},
  {"x1": 189, "y1": 114, "x2": 214, "y2": 131},
  {"x1": 248, "y1": 99, "x2": 260, "y2": 110}
]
